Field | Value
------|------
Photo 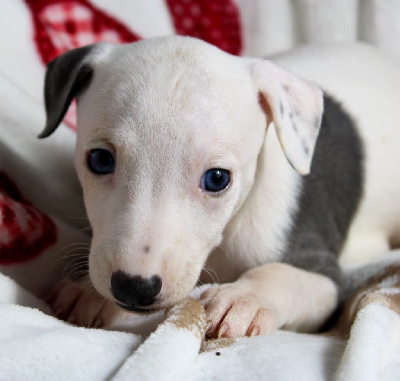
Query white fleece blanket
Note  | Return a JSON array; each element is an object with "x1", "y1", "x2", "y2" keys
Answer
[
  {"x1": 1, "y1": 0, "x2": 400, "y2": 380},
  {"x1": 2, "y1": 264, "x2": 400, "y2": 381}
]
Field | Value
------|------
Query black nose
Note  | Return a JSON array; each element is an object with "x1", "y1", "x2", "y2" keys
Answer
[{"x1": 111, "y1": 271, "x2": 162, "y2": 308}]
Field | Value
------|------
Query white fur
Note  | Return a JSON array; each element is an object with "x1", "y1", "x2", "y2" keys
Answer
[
  {"x1": 48, "y1": 38, "x2": 400, "y2": 338},
  {"x1": 76, "y1": 38, "x2": 270, "y2": 308},
  {"x1": 71, "y1": 37, "x2": 323, "y2": 315},
  {"x1": 204, "y1": 127, "x2": 301, "y2": 282}
]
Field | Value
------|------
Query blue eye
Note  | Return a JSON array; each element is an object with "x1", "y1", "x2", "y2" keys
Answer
[
  {"x1": 201, "y1": 168, "x2": 231, "y2": 193},
  {"x1": 87, "y1": 149, "x2": 115, "y2": 175}
]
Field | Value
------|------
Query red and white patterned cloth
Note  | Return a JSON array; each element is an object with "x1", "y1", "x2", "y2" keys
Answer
[
  {"x1": 26, "y1": 0, "x2": 142, "y2": 64},
  {"x1": 26, "y1": 0, "x2": 241, "y2": 65},
  {"x1": 25, "y1": 0, "x2": 242, "y2": 130}
]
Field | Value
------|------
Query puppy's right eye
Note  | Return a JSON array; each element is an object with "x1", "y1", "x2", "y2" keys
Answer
[
  {"x1": 87, "y1": 149, "x2": 115, "y2": 175},
  {"x1": 200, "y1": 168, "x2": 230, "y2": 193}
]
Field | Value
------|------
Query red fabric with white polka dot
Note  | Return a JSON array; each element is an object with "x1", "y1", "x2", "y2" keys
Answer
[
  {"x1": 166, "y1": 0, "x2": 242, "y2": 56},
  {"x1": 25, "y1": 0, "x2": 242, "y2": 65}
]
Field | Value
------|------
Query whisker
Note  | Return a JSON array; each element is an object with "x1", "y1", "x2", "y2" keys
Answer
[
  {"x1": 62, "y1": 261, "x2": 89, "y2": 279},
  {"x1": 61, "y1": 216, "x2": 90, "y2": 220},
  {"x1": 51, "y1": 247, "x2": 90, "y2": 266},
  {"x1": 206, "y1": 266, "x2": 220, "y2": 283},
  {"x1": 63, "y1": 270, "x2": 89, "y2": 282},
  {"x1": 79, "y1": 226, "x2": 92, "y2": 232},
  {"x1": 62, "y1": 252, "x2": 90, "y2": 260},
  {"x1": 55, "y1": 242, "x2": 91, "y2": 254},
  {"x1": 61, "y1": 248, "x2": 90, "y2": 258},
  {"x1": 201, "y1": 265, "x2": 220, "y2": 284},
  {"x1": 63, "y1": 259, "x2": 88, "y2": 273}
]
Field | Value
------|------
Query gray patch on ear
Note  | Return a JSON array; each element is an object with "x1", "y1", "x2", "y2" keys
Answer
[
  {"x1": 279, "y1": 100, "x2": 285, "y2": 116},
  {"x1": 39, "y1": 44, "x2": 97, "y2": 139},
  {"x1": 302, "y1": 139, "x2": 309, "y2": 155}
]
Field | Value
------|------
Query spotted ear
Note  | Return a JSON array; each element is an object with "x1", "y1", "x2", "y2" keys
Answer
[
  {"x1": 248, "y1": 59, "x2": 323, "y2": 175},
  {"x1": 39, "y1": 43, "x2": 110, "y2": 139}
]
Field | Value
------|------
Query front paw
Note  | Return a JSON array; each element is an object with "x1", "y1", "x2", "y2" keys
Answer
[
  {"x1": 200, "y1": 283, "x2": 279, "y2": 339},
  {"x1": 46, "y1": 280, "x2": 129, "y2": 328}
]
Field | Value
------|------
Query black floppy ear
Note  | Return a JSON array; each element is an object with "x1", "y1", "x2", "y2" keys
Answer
[{"x1": 39, "y1": 43, "x2": 105, "y2": 138}]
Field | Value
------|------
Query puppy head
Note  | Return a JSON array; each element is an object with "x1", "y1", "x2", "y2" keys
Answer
[{"x1": 41, "y1": 37, "x2": 322, "y2": 312}]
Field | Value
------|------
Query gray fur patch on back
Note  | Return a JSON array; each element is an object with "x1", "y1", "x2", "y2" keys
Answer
[{"x1": 281, "y1": 94, "x2": 364, "y2": 299}]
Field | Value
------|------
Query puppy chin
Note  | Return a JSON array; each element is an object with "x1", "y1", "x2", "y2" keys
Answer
[
  {"x1": 115, "y1": 302, "x2": 161, "y2": 314},
  {"x1": 114, "y1": 292, "x2": 189, "y2": 315}
]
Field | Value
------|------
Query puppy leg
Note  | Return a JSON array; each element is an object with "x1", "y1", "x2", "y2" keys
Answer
[
  {"x1": 47, "y1": 280, "x2": 129, "y2": 328},
  {"x1": 200, "y1": 263, "x2": 338, "y2": 338}
]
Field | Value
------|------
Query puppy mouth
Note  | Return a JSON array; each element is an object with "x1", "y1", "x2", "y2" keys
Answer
[{"x1": 115, "y1": 302, "x2": 161, "y2": 314}]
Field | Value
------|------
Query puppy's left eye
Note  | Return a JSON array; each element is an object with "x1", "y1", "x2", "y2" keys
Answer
[
  {"x1": 87, "y1": 149, "x2": 115, "y2": 175},
  {"x1": 201, "y1": 168, "x2": 231, "y2": 193}
]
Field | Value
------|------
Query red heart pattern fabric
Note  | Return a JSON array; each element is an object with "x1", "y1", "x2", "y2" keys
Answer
[{"x1": 0, "y1": 173, "x2": 57, "y2": 265}]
